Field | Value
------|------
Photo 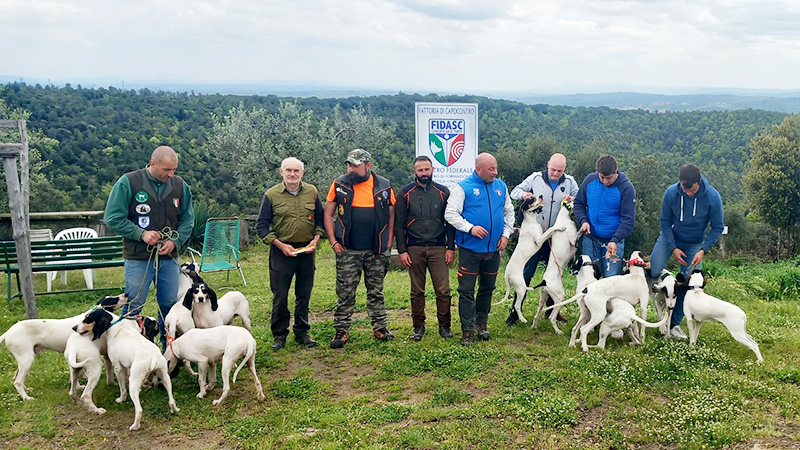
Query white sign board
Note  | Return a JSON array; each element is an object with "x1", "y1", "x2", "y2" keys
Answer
[{"x1": 415, "y1": 102, "x2": 478, "y2": 188}]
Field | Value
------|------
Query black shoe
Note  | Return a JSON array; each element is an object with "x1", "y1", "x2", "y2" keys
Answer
[
  {"x1": 412, "y1": 325, "x2": 425, "y2": 341},
  {"x1": 374, "y1": 327, "x2": 395, "y2": 341},
  {"x1": 330, "y1": 330, "x2": 349, "y2": 349},
  {"x1": 271, "y1": 337, "x2": 286, "y2": 351},
  {"x1": 438, "y1": 326, "x2": 453, "y2": 338},
  {"x1": 506, "y1": 309, "x2": 519, "y2": 326},
  {"x1": 295, "y1": 334, "x2": 318, "y2": 348},
  {"x1": 461, "y1": 330, "x2": 475, "y2": 346},
  {"x1": 476, "y1": 323, "x2": 491, "y2": 341}
]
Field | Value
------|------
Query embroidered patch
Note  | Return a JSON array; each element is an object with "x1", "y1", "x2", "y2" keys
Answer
[
  {"x1": 338, "y1": 204, "x2": 344, "y2": 215},
  {"x1": 135, "y1": 191, "x2": 148, "y2": 202},
  {"x1": 135, "y1": 204, "x2": 151, "y2": 214},
  {"x1": 138, "y1": 216, "x2": 151, "y2": 228},
  {"x1": 472, "y1": 188, "x2": 480, "y2": 197},
  {"x1": 173, "y1": 198, "x2": 180, "y2": 208},
  {"x1": 496, "y1": 189, "x2": 502, "y2": 196},
  {"x1": 382, "y1": 191, "x2": 388, "y2": 199}
]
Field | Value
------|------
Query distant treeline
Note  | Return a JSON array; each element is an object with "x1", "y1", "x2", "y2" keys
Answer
[{"x1": 0, "y1": 82, "x2": 789, "y2": 257}]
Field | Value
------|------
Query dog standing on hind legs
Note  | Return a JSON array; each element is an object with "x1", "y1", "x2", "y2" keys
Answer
[{"x1": 495, "y1": 196, "x2": 566, "y2": 324}]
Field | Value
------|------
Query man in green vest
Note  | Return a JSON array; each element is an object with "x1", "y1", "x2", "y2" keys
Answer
[{"x1": 104, "y1": 145, "x2": 194, "y2": 348}]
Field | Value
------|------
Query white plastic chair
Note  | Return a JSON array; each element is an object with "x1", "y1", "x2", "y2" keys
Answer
[
  {"x1": 51, "y1": 227, "x2": 97, "y2": 289},
  {"x1": 30, "y1": 229, "x2": 56, "y2": 292}
]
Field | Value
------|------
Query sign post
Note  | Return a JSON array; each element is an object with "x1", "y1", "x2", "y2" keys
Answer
[{"x1": 415, "y1": 102, "x2": 478, "y2": 188}]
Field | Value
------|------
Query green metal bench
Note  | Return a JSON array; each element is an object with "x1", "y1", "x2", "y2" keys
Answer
[{"x1": 0, "y1": 236, "x2": 125, "y2": 303}]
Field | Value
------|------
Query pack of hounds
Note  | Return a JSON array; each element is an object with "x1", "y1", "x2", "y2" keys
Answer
[
  {"x1": 0, "y1": 262, "x2": 264, "y2": 431},
  {"x1": 0, "y1": 200, "x2": 765, "y2": 429},
  {"x1": 496, "y1": 197, "x2": 763, "y2": 360}
]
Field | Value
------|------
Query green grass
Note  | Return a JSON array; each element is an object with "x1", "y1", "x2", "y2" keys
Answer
[{"x1": 1, "y1": 243, "x2": 799, "y2": 449}]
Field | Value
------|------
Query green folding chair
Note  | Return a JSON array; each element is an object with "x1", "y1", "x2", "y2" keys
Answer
[{"x1": 188, "y1": 217, "x2": 247, "y2": 285}]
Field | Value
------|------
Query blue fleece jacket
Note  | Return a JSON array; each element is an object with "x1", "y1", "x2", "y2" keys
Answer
[
  {"x1": 660, "y1": 176, "x2": 724, "y2": 252},
  {"x1": 574, "y1": 170, "x2": 636, "y2": 243}
]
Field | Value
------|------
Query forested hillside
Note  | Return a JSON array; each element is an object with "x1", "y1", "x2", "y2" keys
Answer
[{"x1": 0, "y1": 82, "x2": 790, "y2": 256}]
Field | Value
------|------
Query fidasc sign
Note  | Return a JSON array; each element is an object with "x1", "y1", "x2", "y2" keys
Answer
[{"x1": 415, "y1": 102, "x2": 478, "y2": 188}]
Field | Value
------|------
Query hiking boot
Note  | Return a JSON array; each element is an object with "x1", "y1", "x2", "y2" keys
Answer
[
  {"x1": 330, "y1": 330, "x2": 350, "y2": 349},
  {"x1": 295, "y1": 334, "x2": 318, "y2": 348},
  {"x1": 271, "y1": 336, "x2": 286, "y2": 351},
  {"x1": 670, "y1": 326, "x2": 688, "y2": 339},
  {"x1": 476, "y1": 323, "x2": 491, "y2": 341},
  {"x1": 412, "y1": 325, "x2": 425, "y2": 341},
  {"x1": 461, "y1": 330, "x2": 475, "y2": 346},
  {"x1": 374, "y1": 327, "x2": 395, "y2": 341},
  {"x1": 438, "y1": 326, "x2": 453, "y2": 338}
]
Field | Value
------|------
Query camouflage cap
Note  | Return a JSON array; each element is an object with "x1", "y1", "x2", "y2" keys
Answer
[{"x1": 345, "y1": 149, "x2": 371, "y2": 166}]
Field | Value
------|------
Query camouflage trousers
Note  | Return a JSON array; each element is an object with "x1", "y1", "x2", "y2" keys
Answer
[{"x1": 334, "y1": 248, "x2": 391, "y2": 332}]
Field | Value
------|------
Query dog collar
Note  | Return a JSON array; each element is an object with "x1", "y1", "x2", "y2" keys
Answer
[
  {"x1": 628, "y1": 257, "x2": 646, "y2": 267},
  {"x1": 686, "y1": 285, "x2": 703, "y2": 291},
  {"x1": 659, "y1": 270, "x2": 672, "y2": 281},
  {"x1": 135, "y1": 315, "x2": 145, "y2": 334}
]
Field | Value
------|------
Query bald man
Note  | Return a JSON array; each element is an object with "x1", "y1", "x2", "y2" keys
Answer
[
  {"x1": 506, "y1": 153, "x2": 579, "y2": 325},
  {"x1": 105, "y1": 145, "x2": 195, "y2": 349},
  {"x1": 445, "y1": 153, "x2": 515, "y2": 346}
]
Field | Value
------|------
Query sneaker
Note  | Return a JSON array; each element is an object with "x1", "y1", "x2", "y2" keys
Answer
[
  {"x1": 476, "y1": 323, "x2": 491, "y2": 341},
  {"x1": 610, "y1": 330, "x2": 624, "y2": 339},
  {"x1": 438, "y1": 326, "x2": 453, "y2": 338},
  {"x1": 330, "y1": 330, "x2": 350, "y2": 349},
  {"x1": 271, "y1": 336, "x2": 286, "y2": 351},
  {"x1": 412, "y1": 325, "x2": 425, "y2": 341},
  {"x1": 295, "y1": 334, "x2": 318, "y2": 348},
  {"x1": 461, "y1": 330, "x2": 475, "y2": 346},
  {"x1": 374, "y1": 328, "x2": 395, "y2": 341},
  {"x1": 670, "y1": 326, "x2": 688, "y2": 339}
]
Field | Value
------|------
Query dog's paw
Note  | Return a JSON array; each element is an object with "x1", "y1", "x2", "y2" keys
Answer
[
  {"x1": 212, "y1": 399, "x2": 222, "y2": 406},
  {"x1": 197, "y1": 392, "x2": 206, "y2": 399},
  {"x1": 129, "y1": 424, "x2": 140, "y2": 431},
  {"x1": 554, "y1": 328, "x2": 564, "y2": 335},
  {"x1": 94, "y1": 407, "x2": 106, "y2": 415},
  {"x1": 169, "y1": 402, "x2": 180, "y2": 413},
  {"x1": 115, "y1": 396, "x2": 125, "y2": 403}
]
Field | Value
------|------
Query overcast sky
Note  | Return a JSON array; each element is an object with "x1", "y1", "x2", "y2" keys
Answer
[{"x1": 3, "y1": 0, "x2": 799, "y2": 94}]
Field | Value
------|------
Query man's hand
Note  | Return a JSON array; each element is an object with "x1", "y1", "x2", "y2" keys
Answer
[
  {"x1": 605, "y1": 241, "x2": 617, "y2": 260},
  {"x1": 142, "y1": 230, "x2": 160, "y2": 245},
  {"x1": 399, "y1": 252, "x2": 412, "y2": 268},
  {"x1": 158, "y1": 239, "x2": 175, "y2": 256},
  {"x1": 691, "y1": 249, "x2": 705, "y2": 267},
  {"x1": 562, "y1": 194, "x2": 574, "y2": 202},
  {"x1": 331, "y1": 240, "x2": 345, "y2": 254},
  {"x1": 579, "y1": 222, "x2": 591, "y2": 234},
  {"x1": 445, "y1": 249, "x2": 455, "y2": 265},
  {"x1": 470, "y1": 226, "x2": 489, "y2": 239},
  {"x1": 307, "y1": 236, "x2": 320, "y2": 253},
  {"x1": 521, "y1": 192, "x2": 534, "y2": 200},
  {"x1": 672, "y1": 248, "x2": 688, "y2": 266},
  {"x1": 279, "y1": 241, "x2": 297, "y2": 257},
  {"x1": 498, "y1": 236, "x2": 509, "y2": 251}
]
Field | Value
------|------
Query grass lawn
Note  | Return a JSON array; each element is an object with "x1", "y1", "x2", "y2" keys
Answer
[{"x1": 1, "y1": 242, "x2": 799, "y2": 449}]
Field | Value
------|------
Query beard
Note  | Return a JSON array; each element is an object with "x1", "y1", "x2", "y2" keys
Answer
[
  {"x1": 347, "y1": 171, "x2": 371, "y2": 184},
  {"x1": 415, "y1": 175, "x2": 431, "y2": 185}
]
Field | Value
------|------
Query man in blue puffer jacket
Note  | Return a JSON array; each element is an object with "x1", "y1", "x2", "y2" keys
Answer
[
  {"x1": 650, "y1": 163, "x2": 724, "y2": 339},
  {"x1": 574, "y1": 154, "x2": 636, "y2": 277},
  {"x1": 445, "y1": 153, "x2": 515, "y2": 346}
]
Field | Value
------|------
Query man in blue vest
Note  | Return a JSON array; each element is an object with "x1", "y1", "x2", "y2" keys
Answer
[
  {"x1": 105, "y1": 146, "x2": 195, "y2": 348},
  {"x1": 445, "y1": 153, "x2": 515, "y2": 346},
  {"x1": 574, "y1": 154, "x2": 636, "y2": 277}
]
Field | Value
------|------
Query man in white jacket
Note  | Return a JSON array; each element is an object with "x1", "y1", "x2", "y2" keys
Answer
[{"x1": 506, "y1": 153, "x2": 579, "y2": 325}]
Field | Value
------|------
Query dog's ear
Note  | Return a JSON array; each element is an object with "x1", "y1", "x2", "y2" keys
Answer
[
  {"x1": 92, "y1": 311, "x2": 111, "y2": 341},
  {"x1": 675, "y1": 272, "x2": 687, "y2": 286},
  {"x1": 592, "y1": 263, "x2": 602, "y2": 280},
  {"x1": 209, "y1": 286, "x2": 218, "y2": 311},
  {"x1": 182, "y1": 287, "x2": 194, "y2": 309}
]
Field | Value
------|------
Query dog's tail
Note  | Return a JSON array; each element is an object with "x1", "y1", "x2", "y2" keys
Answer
[
  {"x1": 493, "y1": 273, "x2": 513, "y2": 306},
  {"x1": 67, "y1": 347, "x2": 89, "y2": 369},
  {"x1": 542, "y1": 292, "x2": 584, "y2": 312},
  {"x1": 631, "y1": 311, "x2": 670, "y2": 328},
  {"x1": 527, "y1": 279, "x2": 546, "y2": 291},
  {"x1": 232, "y1": 340, "x2": 256, "y2": 384}
]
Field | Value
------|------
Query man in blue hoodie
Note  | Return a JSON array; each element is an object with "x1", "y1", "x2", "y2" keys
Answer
[
  {"x1": 574, "y1": 154, "x2": 636, "y2": 277},
  {"x1": 650, "y1": 163, "x2": 724, "y2": 339},
  {"x1": 445, "y1": 153, "x2": 515, "y2": 346}
]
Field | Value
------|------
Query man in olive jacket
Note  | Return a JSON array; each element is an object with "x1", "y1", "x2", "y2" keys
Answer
[{"x1": 395, "y1": 156, "x2": 456, "y2": 341}]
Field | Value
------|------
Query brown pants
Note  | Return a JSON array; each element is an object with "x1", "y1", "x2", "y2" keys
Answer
[{"x1": 407, "y1": 246, "x2": 451, "y2": 328}]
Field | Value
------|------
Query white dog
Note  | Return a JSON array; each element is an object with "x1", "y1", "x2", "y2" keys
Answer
[
  {"x1": 679, "y1": 270, "x2": 763, "y2": 363},
  {"x1": 187, "y1": 282, "x2": 252, "y2": 331},
  {"x1": 164, "y1": 326, "x2": 265, "y2": 406},
  {"x1": 530, "y1": 200, "x2": 579, "y2": 333},
  {"x1": 496, "y1": 196, "x2": 565, "y2": 323},
  {"x1": 591, "y1": 299, "x2": 670, "y2": 349},
  {"x1": 82, "y1": 309, "x2": 180, "y2": 431},
  {"x1": 649, "y1": 269, "x2": 679, "y2": 337},
  {"x1": 545, "y1": 251, "x2": 651, "y2": 351},
  {"x1": 0, "y1": 293, "x2": 127, "y2": 400},
  {"x1": 566, "y1": 255, "x2": 603, "y2": 347}
]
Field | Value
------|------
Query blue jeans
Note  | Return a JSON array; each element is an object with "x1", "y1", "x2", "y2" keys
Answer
[
  {"x1": 121, "y1": 257, "x2": 180, "y2": 345},
  {"x1": 650, "y1": 233, "x2": 703, "y2": 328},
  {"x1": 582, "y1": 236, "x2": 624, "y2": 277}
]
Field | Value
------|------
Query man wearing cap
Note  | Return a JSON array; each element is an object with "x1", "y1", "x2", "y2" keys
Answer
[
  {"x1": 444, "y1": 153, "x2": 515, "y2": 346},
  {"x1": 256, "y1": 157, "x2": 324, "y2": 351},
  {"x1": 324, "y1": 149, "x2": 396, "y2": 349}
]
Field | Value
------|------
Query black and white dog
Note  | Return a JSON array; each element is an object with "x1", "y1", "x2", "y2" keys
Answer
[{"x1": 186, "y1": 282, "x2": 252, "y2": 331}]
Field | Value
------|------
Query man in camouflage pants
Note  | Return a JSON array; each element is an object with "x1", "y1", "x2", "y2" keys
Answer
[{"x1": 323, "y1": 149, "x2": 396, "y2": 348}]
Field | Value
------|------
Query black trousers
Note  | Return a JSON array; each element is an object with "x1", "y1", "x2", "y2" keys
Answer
[
  {"x1": 269, "y1": 244, "x2": 315, "y2": 338},
  {"x1": 456, "y1": 247, "x2": 500, "y2": 332}
]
